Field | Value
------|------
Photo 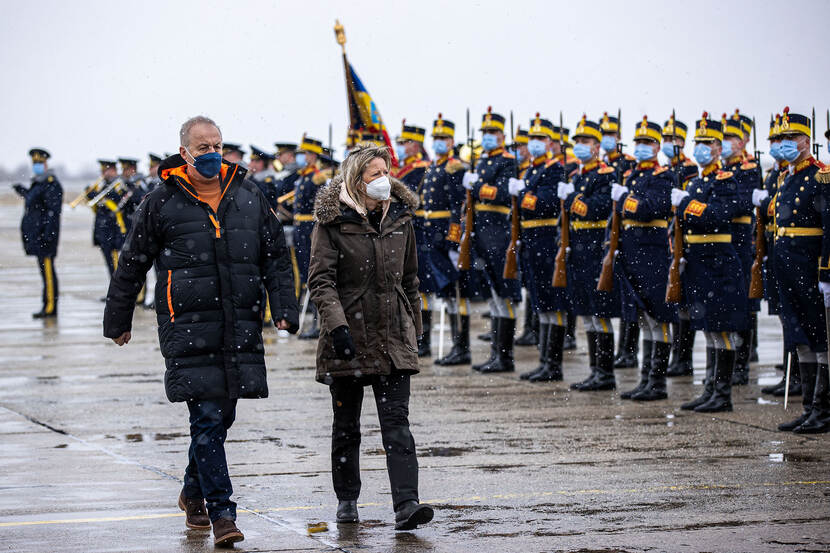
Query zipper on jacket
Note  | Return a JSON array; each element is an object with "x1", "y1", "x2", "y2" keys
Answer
[
  {"x1": 166, "y1": 269, "x2": 175, "y2": 322},
  {"x1": 208, "y1": 213, "x2": 221, "y2": 238}
]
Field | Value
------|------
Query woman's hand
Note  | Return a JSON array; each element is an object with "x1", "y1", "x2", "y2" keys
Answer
[{"x1": 331, "y1": 325, "x2": 356, "y2": 360}]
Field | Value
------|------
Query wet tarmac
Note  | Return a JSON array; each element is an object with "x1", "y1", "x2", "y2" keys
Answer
[{"x1": 0, "y1": 197, "x2": 828, "y2": 552}]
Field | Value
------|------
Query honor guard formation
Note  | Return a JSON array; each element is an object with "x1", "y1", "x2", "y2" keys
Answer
[{"x1": 12, "y1": 106, "x2": 830, "y2": 435}]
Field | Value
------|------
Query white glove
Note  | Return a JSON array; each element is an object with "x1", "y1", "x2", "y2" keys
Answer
[
  {"x1": 557, "y1": 181, "x2": 574, "y2": 200},
  {"x1": 508, "y1": 177, "x2": 526, "y2": 196},
  {"x1": 820, "y1": 281, "x2": 830, "y2": 307},
  {"x1": 448, "y1": 249, "x2": 460, "y2": 268},
  {"x1": 462, "y1": 172, "x2": 479, "y2": 190},
  {"x1": 670, "y1": 188, "x2": 689, "y2": 207},
  {"x1": 752, "y1": 188, "x2": 769, "y2": 207},
  {"x1": 611, "y1": 183, "x2": 629, "y2": 202}
]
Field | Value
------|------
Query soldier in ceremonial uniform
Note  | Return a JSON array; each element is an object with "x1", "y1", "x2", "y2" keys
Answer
[
  {"x1": 613, "y1": 116, "x2": 675, "y2": 401},
  {"x1": 507, "y1": 114, "x2": 570, "y2": 381},
  {"x1": 599, "y1": 112, "x2": 640, "y2": 369},
  {"x1": 248, "y1": 146, "x2": 280, "y2": 209},
  {"x1": 117, "y1": 158, "x2": 147, "y2": 223},
  {"x1": 514, "y1": 127, "x2": 531, "y2": 179},
  {"x1": 269, "y1": 143, "x2": 300, "y2": 224},
  {"x1": 672, "y1": 114, "x2": 748, "y2": 412},
  {"x1": 392, "y1": 121, "x2": 433, "y2": 354},
  {"x1": 660, "y1": 116, "x2": 699, "y2": 378},
  {"x1": 222, "y1": 142, "x2": 246, "y2": 167},
  {"x1": 559, "y1": 117, "x2": 620, "y2": 390},
  {"x1": 294, "y1": 135, "x2": 327, "y2": 339},
  {"x1": 462, "y1": 108, "x2": 520, "y2": 373},
  {"x1": 719, "y1": 111, "x2": 760, "y2": 385},
  {"x1": 89, "y1": 159, "x2": 127, "y2": 277},
  {"x1": 754, "y1": 107, "x2": 830, "y2": 434},
  {"x1": 146, "y1": 153, "x2": 163, "y2": 193},
  {"x1": 13, "y1": 148, "x2": 62, "y2": 318},
  {"x1": 417, "y1": 115, "x2": 469, "y2": 365}
]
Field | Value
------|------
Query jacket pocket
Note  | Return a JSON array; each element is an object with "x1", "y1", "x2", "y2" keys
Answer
[{"x1": 395, "y1": 287, "x2": 417, "y2": 352}]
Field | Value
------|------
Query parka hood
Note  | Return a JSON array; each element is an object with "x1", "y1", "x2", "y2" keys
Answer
[{"x1": 313, "y1": 173, "x2": 418, "y2": 225}]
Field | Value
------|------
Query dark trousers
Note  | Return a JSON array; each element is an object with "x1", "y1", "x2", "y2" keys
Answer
[
  {"x1": 183, "y1": 398, "x2": 237, "y2": 522},
  {"x1": 101, "y1": 248, "x2": 118, "y2": 277},
  {"x1": 37, "y1": 256, "x2": 58, "y2": 314},
  {"x1": 329, "y1": 372, "x2": 419, "y2": 510}
]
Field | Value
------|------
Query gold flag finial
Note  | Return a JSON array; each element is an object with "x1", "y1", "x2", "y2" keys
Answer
[{"x1": 334, "y1": 20, "x2": 346, "y2": 53}]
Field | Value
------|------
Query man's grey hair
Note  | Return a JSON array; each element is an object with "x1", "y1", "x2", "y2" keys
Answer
[{"x1": 179, "y1": 115, "x2": 222, "y2": 147}]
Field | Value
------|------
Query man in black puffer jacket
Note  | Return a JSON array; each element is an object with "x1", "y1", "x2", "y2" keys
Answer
[{"x1": 103, "y1": 116, "x2": 299, "y2": 547}]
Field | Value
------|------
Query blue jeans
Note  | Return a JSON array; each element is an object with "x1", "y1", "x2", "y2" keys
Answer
[{"x1": 183, "y1": 398, "x2": 237, "y2": 522}]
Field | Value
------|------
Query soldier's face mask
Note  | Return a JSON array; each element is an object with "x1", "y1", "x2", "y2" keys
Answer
[
  {"x1": 661, "y1": 142, "x2": 677, "y2": 159},
  {"x1": 573, "y1": 143, "x2": 593, "y2": 162},
  {"x1": 481, "y1": 134, "x2": 500, "y2": 152},
  {"x1": 633, "y1": 143, "x2": 656, "y2": 162},
  {"x1": 527, "y1": 139, "x2": 546, "y2": 159},
  {"x1": 693, "y1": 143, "x2": 713, "y2": 166},
  {"x1": 600, "y1": 135, "x2": 616, "y2": 152},
  {"x1": 769, "y1": 142, "x2": 782, "y2": 161},
  {"x1": 720, "y1": 139, "x2": 734, "y2": 159},
  {"x1": 185, "y1": 147, "x2": 222, "y2": 179},
  {"x1": 778, "y1": 139, "x2": 801, "y2": 162},
  {"x1": 296, "y1": 153, "x2": 307, "y2": 168},
  {"x1": 433, "y1": 140, "x2": 449, "y2": 155},
  {"x1": 395, "y1": 144, "x2": 408, "y2": 161},
  {"x1": 32, "y1": 162, "x2": 45, "y2": 176}
]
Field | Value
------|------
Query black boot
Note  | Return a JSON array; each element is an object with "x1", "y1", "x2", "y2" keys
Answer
[
  {"x1": 515, "y1": 308, "x2": 539, "y2": 346},
  {"x1": 434, "y1": 313, "x2": 457, "y2": 366},
  {"x1": 521, "y1": 323, "x2": 550, "y2": 380},
  {"x1": 529, "y1": 324, "x2": 564, "y2": 382},
  {"x1": 632, "y1": 340, "x2": 670, "y2": 401},
  {"x1": 614, "y1": 321, "x2": 640, "y2": 368},
  {"x1": 749, "y1": 312, "x2": 759, "y2": 362},
  {"x1": 571, "y1": 331, "x2": 598, "y2": 390},
  {"x1": 477, "y1": 311, "x2": 493, "y2": 342},
  {"x1": 563, "y1": 312, "x2": 577, "y2": 350},
  {"x1": 695, "y1": 348, "x2": 736, "y2": 412},
  {"x1": 772, "y1": 350, "x2": 802, "y2": 397},
  {"x1": 667, "y1": 319, "x2": 695, "y2": 377},
  {"x1": 681, "y1": 347, "x2": 716, "y2": 410},
  {"x1": 417, "y1": 311, "x2": 432, "y2": 357},
  {"x1": 614, "y1": 319, "x2": 628, "y2": 361},
  {"x1": 667, "y1": 322, "x2": 680, "y2": 372},
  {"x1": 793, "y1": 364, "x2": 830, "y2": 434},
  {"x1": 472, "y1": 317, "x2": 498, "y2": 371},
  {"x1": 298, "y1": 304, "x2": 320, "y2": 340},
  {"x1": 620, "y1": 339, "x2": 652, "y2": 399},
  {"x1": 336, "y1": 500, "x2": 359, "y2": 523},
  {"x1": 578, "y1": 332, "x2": 616, "y2": 391},
  {"x1": 779, "y1": 360, "x2": 816, "y2": 431},
  {"x1": 480, "y1": 318, "x2": 515, "y2": 373},
  {"x1": 436, "y1": 314, "x2": 471, "y2": 365},
  {"x1": 731, "y1": 329, "x2": 752, "y2": 385},
  {"x1": 762, "y1": 345, "x2": 790, "y2": 394}
]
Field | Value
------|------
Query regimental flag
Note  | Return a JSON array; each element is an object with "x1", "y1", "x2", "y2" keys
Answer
[{"x1": 335, "y1": 20, "x2": 397, "y2": 166}]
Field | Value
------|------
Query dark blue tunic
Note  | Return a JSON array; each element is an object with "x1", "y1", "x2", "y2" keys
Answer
[
  {"x1": 17, "y1": 172, "x2": 63, "y2": 258},
  {"x1": 292, "y1": 167, "x2": 324, "y2": 285},
  {"x1": 724, "y1": 154, "x2": 762, "y2": 315}
]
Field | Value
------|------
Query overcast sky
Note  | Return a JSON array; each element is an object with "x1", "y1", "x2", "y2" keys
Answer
[{"x1": 2, "y1": 0, "x2": 829, "y2": 174}]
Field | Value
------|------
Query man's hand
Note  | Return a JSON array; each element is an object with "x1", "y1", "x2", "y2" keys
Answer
[
  {"x1": 507, "y1": 177, "x2": 525, "y2": 197},
  {"x1": 461, "y1": 172, "x2": 479, "y2": 190},
  {"x1": 670, "y1": 188, "x2": 689, "y2": 207},
  {"x1": 112, "y1": 332, "x2": 131, "y2": 346},
  {"x1": 276, "y1": 319, "x2": 291, "y2": 330},
  {"x1": 611, "y1": 183, "x2": 629, "y2": 202},
  {"x1": 752, "y1": 188, "x2": 769, "y2": 207},
  {"x1": 557, "y1": 181, "x2": 574, "y2": 200}
]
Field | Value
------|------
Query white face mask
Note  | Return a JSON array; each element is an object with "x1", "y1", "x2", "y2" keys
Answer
[{"x1": 364, "y1": 175, "x2": 391, "y2": 200}]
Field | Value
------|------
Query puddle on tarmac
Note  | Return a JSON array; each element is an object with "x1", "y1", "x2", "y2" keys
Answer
[
  {"x1": 768, "y1": 453, "x2": 821, "y2": 463},
  {"x1": 757, "y1": 397, "x2": 780, "y2": 405}
]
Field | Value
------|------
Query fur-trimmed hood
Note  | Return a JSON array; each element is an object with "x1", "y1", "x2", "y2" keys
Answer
[{"x1": 313, "y1": 173, "x2": 419, "y2": 225}]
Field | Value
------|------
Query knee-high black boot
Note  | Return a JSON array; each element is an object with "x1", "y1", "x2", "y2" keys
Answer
[
  {"x1": 732, "y1": 329, "x2": 752, "y2": 385},
  {"x1": 632, "y1": 340, "x2": 670, "y2": 401},
  {"x1": 779, "y1": 359, "x2": 816, "y2": 431},
  {"x1": 515, "y1": 308, "x2": 539, "y2": 346},
  {"x1": 620, "y1": 339, "x2": 652, "y2": 399},
  {"x1": 480, "y1": 318, "x2": 516, "y2": 373},
  {"x1": 695, "y1": 348, "x2": 736, "y2": 412},
  {"x1": 563, "y1": 312, "x2": 577, "y2": 350},
  {"x1": 577, "y1": 332, "x2": 616, "y2": 391},
  {"x1": 772, "y1": 350, "x2": 802, "y2": 397},
  {"x1": 615, "y1": 321, "x2": 640, "y2": 368},
  {"x1": 436, "y1": 314, "x2": 471, "y2": 366},
  {"x1": 793, "y1": 364, "x2": 830, "y2": 434},
  {"x1": 667, "y1": 319, "x2": 694, "y2": 377},
  {"x1": 473, "y1": 317, "x2": 498, "y2": 371},
  {"x1": 571, "y1": 331, "x2": 598, "y2": 390},
  {"x1": 681, "y1": 347, "x2": 716, "y2": 410},
  {"x1": 528, "y1": 324, "x2": 564, "y2": 382},
  {"x1": 417, "y1": 311, "x2": 432, "y2": 357},
  {"x1": 521, "y1": 323, "x2": 550, "y2": 380}
]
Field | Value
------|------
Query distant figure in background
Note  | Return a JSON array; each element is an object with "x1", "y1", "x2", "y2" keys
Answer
[
  {"x1": 88, "y1": 159, "x2": 127, "y2": 278},
  {"x1": 13, "y1": 148, "x2": 63, "y2": 318},
  {"x1": 145, "y1": 153, "x2": 163, "y2": 193},
  {"x1": 221, "y1": 142, "x2": 246, "y2": 167},
  {"x1": 248, "y1": 145, "x2": 279, "y2": 209}
]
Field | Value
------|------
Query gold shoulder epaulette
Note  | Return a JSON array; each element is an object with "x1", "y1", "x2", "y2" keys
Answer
[
  {"x1": 716, "y1": 170, "x2": 734, "y2": 180},
  {"x1": 598, "y1": 166, "x2": 615, "y2": 175},
  {"x1": 446, "y1": 159, "x2": 464, "y2": 174},
  {"x1": 816, "y1": 165, "x2": 830, "y2": 184},
  {"x1": 623, "y1": 169, "x2": 632, "y2": 177},
  {"x1": 502, "y1": 151, "x2": 516, "y2": 159},
  {"x1": 312, "y1": 168, "x2": 332, "y2": 185},
  {"x1": 653, "y1": 166, "x2": 669, "y2": 175},
  {"x1": 624, "y1": 154, "x2": 636, "y2": 161},
  {"x1": 415, "y1": 160, "x2": 430, "y2": 169},
  {"x1": 741, "y1": 161, "x2": 758, "y2": 170}
]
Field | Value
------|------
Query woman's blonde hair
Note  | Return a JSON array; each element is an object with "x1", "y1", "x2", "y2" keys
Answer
[{"x1": 341, "y1": 142, "x2": 392, "y2": 210}]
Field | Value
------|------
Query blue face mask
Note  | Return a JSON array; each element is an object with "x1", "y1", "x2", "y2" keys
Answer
[
  {"x1": 514, "y1": 148, "x2": 525, "y2": 161},
  {"x1": 633, "y1": 143, "x2": 655, "y2": 162},
  {"x1": 601, "y1": 135, "x2": 617, "y2": 152},
  {"x1": 481, "y1": 134, "x2": 499, "y2": 152},
  {"x1": 720, "y1": 140, "x2": 733, "y2": 159},
  {"x1": 572, "y1": 143, "x2": 593, "y2": 162},
  {"x1": 32, "y1": 162, "x2": 45, "y2": 176},
  {"x1": 661, "y1": 142, "x2": 678, "y2": 159},
  {"x1": 779, "y1": 139, "x2": 800, "y2": 162},
  {"x1": 396, "y1": 144, "x2": 408, "y2": 161},
  {"x1": 769, "y1": 142, "x2": 782, "y2": 161},
  {"x1": 693, "y1": 143, "x2": 713, "y2": 166},
  {"x1": 433, "y1": 140, "x2": 449, "y2": 155},
  {"x1": 295, "y1": 152, "x2": 307, "y2": 168},
  {"x1": 528, "y1": 139, "x2": 547, "y2": 159},
  {"x1": 186, "y1": 148, "x2": 222, "y2": 179}
]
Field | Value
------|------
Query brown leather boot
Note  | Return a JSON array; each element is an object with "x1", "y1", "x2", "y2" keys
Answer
[
  {"x1": 178, "y1": 491, "x2": 210, "y2": 529},
  {"x1": 212, "y1": 517, "x2": 244, "y2": 547}
]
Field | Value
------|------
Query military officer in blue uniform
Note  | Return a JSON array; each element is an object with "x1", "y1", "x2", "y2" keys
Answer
[
  {"x1": 462, "y1": 108, "x2": 520, "y2": 373},
  {"x1": 559, "y1": 116, "x2": 620, "y2": 390},
  {"x1": 88, "y1": 159, "x2": 127, "y2": 277},
  {"x1": 294, "y1": 135, "x2": 326, "y2": 339},
  {"x1": 613, "y1": 116, "x2": 675, "y2": 402},
  {"x1": 116, "y1": 158, "x2": 147, "y2": 224},
  {"x1": 221, "y1": 142, "x2": 246, "y2": 167},
  {"x1": 754, "y1": 107, "x2": 830, "y2": 434},
  {"x1": 248, "y1": 146, "x2": 280, "y2": 209},
  {"x1": 392, "y1": 121, "x2": 432, "y2": 354},
  {"x1": 660, "y1": 116, "x2": 699, "y2": 378},
  {"x1": 272, "y1": 142, "x2": 300, "y2": 223},
  {"x1": 719, "y1": 111, "x2": 760, "y2": 385},
  {"x1": 145, "y1": 153, "x2": 163, "y2": 193},
  {"x1": 13, "y1": 148, "x2": 63, "y2": 318},
  {"x1": 670, "y1": 114, "x2": 748, "y2": 413},
  {"x1": 599, "y1": 112, "x2": 640, "y2": 369},
  {"x1": 508, "y1": 114, "x2": 570, "y2": 381}
]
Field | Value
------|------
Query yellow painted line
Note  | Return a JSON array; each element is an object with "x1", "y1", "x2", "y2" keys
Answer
[{"x1": 1, "y1": 480, "x2": 827, "y2": 528}]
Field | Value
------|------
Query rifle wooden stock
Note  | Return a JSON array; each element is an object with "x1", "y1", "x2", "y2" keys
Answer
[
  {"x1": 748, "y1": 206, "x2": 766, "y2": 299},
  {"x1": 597, "y1": 204, "x2": 620, "y2": 292},
  {"x1": 457, "y1": 189, "x2": 474, "y2": 270},
  {"x1": 665, "y1": 212, "x2": 683, "y2": 303},
  {"x1": 503, "y1": 197, "x2": 519, "y2": 279},
  {"x1": 552, "y1": 199, "x2": 569, "y2": 287}
]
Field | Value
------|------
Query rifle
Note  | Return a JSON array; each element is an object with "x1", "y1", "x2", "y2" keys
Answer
[
  {"x1": 457, "y1": 108, "x2": 475, "y2": 271},
  {"x1": 552, "y1": 111, "x2": 569, "y2": 288},
  {"x1": 749, "y1": 115, "x2": 766, "y2": 299},
  {"x1": 812, "y1": 107, "x2": 820, "y2": 161},
  {"x1": 503, "y1": 110, "x2": 519, "y2": 280},
  {"x1": 665, "y1": 109, "x2": 683, "y2": 304},
  {"x1": 597, "y1": 109, "x2": 622, "y2": 292}
]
